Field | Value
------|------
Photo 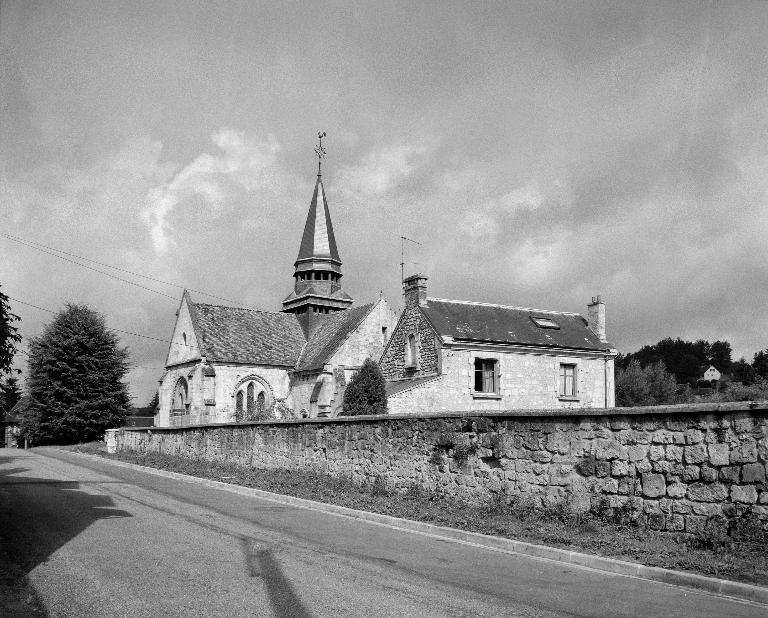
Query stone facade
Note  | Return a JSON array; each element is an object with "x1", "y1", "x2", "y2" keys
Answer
[
  {"x1": 381, "y1": 276, "x2": 616, "y2": 414},
  {"x1": 116, "y1": 402, "x2": 768, "y2": 533}
]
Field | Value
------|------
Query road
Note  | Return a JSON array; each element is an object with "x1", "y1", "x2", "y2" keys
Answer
[{"x1": 0, "y1": 448, "x2": 764, "y2": 618}]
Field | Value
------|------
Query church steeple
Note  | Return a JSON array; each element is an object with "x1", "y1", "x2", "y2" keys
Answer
[{"x1": 282, "y1": 133, "x2": 353, "y2": 319}]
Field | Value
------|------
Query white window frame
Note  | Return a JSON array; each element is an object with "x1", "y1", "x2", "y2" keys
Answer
[
  {"x1": 471, "y1": 354, "x2": 501, "y2": 398},
  {"x1": 558, "y1": 361, "x2": 578, "y2": 400}
]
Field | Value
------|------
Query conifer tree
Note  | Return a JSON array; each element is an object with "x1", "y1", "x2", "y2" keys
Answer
[
  {"x1": 0, "y1": 283, "x2": 21, "y2": 375},
  {"x1": 0, "y1": 376, "x2": 21, "y2": 415},
  {"x1": 22, "y1": 304, "x2": 130, "y2": 444},
  {"x1": 341, "y1": 358, "x2": 387, "y2": 416}
]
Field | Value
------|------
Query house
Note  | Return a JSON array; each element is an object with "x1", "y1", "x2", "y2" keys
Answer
[
  {"x1": 156, "y1": 160, "x2": 397, "y2": 427},
  {"x1": 380, "y1": 275, "x2": 616, "y2": 414},
  {"x1": 2, "y1": 395, "x2": 29, "y2": 447},
  {"x1": 703, "y1": 365, "x2": 721, "y2": 382}
]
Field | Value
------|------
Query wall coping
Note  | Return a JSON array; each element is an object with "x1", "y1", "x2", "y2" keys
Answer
[{"x1": 120, "y1": 400, "x2": 768, "y2": 433}]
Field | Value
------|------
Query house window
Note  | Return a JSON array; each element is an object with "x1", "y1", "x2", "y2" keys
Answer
[
  {"x1": 474, "y1": 358, "x2": 498, "y2": 393},
  {"x1": 560, "y1": 364, "x2": 577, "y2": 397},
  {"x1": 405, "y1": 333, "x2": 417, "y2": 368}
]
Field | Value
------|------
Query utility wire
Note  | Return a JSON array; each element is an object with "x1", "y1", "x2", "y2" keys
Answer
[
  {"x1": 1, "y1": 231, "x2": 241, "y2": 305},
  {"x1": 7, "y1": 295, "x2": 196, "y2": 349}
]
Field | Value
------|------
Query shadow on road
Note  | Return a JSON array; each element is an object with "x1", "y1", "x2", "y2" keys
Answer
[
  {"x1": 0, "y1": 450, "x2": 133, "y2": 616},
  {"x1": 240, "y1": 538, "x2": 311, "y2": 618}
]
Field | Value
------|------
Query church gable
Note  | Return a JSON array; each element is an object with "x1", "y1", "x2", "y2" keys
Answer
[{"x1": 166, "y1": 291, "x2": 203, "y2": 367}]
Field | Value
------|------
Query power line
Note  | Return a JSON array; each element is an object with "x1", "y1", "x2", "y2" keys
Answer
[
  {"x1": 0, "y1": 232, "x2": 241, "y2": 305},
  {"x1": 2, "y1": 234, "x2": 179, "y2": 302},
  {"x1": 7, "y1": 295, "x2": 196, "y2": 349}
]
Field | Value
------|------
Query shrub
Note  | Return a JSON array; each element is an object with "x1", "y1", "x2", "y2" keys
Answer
[{"x1": 341, "y1": 358, "x2": 387, "y2": 416}]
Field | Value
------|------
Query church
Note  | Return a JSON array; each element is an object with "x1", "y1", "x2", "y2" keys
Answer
[{"x1": 156, "y1": 145, "x2": 397, "y2": 427}]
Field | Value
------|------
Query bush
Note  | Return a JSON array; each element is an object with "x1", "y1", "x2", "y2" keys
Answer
[
  {"x1": 341, "y1": 358, "x2": 387, "y2": 416},
  {"x1": 616, "y1": 360, "x2": 684, "y2": 406}
]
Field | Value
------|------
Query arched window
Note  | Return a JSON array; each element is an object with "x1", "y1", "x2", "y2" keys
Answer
[
  {"x1": 235, "y1": 391, "x2": 244, "y2": 415},
  {"x1": 172, "y1": 378, "x2": 189, "y2": 419},
  {"x1": 246, "y1": 382, "x2": 255, "y2": 419},
  {"x1": 406, "y1": 334, "x2": 417, "y2": 368},
  {"x1": 256, "y1": 391, "x2": 265, "y2": 416}
]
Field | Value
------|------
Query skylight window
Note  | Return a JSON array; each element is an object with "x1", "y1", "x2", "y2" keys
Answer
[{"x1": 530, "y1": 316, "x2": 560, "y2": 329}]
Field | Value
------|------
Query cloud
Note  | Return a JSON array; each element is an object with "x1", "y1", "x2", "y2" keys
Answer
[
  {"x1": 142, "y1": 130, "x2": 281, "y2": 253},
  {"x1": 337, "y1": 142, "x2": 427, "y2": 197}
]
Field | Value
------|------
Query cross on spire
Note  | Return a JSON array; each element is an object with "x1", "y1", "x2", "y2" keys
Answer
[{"x1": 315, "y1": 131, "x2": 327, "y2": 175}]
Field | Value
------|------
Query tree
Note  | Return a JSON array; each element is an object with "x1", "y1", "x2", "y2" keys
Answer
[
  {"x1": 616, "y1": 360, "x2": 680, "y2": 407},
  {"x1": 0, "y1": 283, "x2": 21, "y2": 375},
  {"x1": 753, "y1": 350, "x2": 768, "y2": 381},
  {"x1": 342, "y1": 358, "x2": 387, "y2": 416},
  {"x1": 709, "y1": 340, "x2": 732, "y2": 373},
  {"x1": 0, "y1": 375, "x2": 21, "y2": 415},
  {"x1": 732, "y1": 357, "x2": 757, "y2": 386},
  {"x1": 21, "y1": 304, "x2": 130, "y2": 445}
]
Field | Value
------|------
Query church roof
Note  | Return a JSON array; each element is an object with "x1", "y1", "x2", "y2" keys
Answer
[
  {"x1": 296, "y1": 303, "x2": 375, "y2": 371},
  {"x1": 282, "y1": 285, "x2": 353, "y2": 304},
  {"x1": 296, "y1": 175, "x2": 341, "y2": 263},
  {"x1": 421, "y1": 298, "x2": 612, "y2": 352},
  {"x1": 192, "y1": 303, "x2": 306, "y2": 366}
]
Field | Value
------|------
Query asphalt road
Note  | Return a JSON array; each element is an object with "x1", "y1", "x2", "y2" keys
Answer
[{"x1": 0, "y1": 448, "x2": 765, "y2": 618}]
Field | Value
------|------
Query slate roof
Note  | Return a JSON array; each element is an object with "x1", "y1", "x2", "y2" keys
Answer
[
  {"x1": 192, "y1": 303, "x2": 306, "y2": 366},
  {"x1": 386, "y1": 375, "x2": 441, "y2": 398},
  {"x1": 282, "y1": 286, "x2": 353, "y2": 303},
  {"x1": 296, "y1": 303, "x2": 374, "y2": 371},
  {"x1": 421, "y1": 298, "x2": 612, "y2": 352},
  {"x1": 4, "y1": 395, "x2": 31, "y2": 423},
  {"x1": 297, "y1": 175, "x2": 341, "y2": 263}
]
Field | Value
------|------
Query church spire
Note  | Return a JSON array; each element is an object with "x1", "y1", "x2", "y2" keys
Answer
[{"x1": 282, "y1": 133, "x2": 353, "y2": 320}]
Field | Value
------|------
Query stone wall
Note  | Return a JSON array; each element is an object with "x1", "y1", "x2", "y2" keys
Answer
[{"x1": 115, "y1": 402, "x2": 768, "y2": 533}]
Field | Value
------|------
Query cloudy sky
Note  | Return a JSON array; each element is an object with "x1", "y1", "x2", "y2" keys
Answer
[{"x1": 2, "y1": 1, "x2": 768, "y2": 404}]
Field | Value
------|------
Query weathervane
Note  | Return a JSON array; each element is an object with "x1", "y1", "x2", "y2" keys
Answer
[{"x1": 315, "y1": 131, "x2": 327, "y2": 174}]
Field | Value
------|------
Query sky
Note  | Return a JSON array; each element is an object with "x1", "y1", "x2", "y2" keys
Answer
[{"x1": 2, "y1": 1, "x2": 768, "y2": 404}]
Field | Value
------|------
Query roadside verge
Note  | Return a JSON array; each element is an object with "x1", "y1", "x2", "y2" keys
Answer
[{"x1": 50, "y1": 448, "x2": 768, "y2": 607}]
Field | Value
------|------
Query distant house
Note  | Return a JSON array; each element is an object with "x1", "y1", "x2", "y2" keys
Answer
[
  {"x1": 703, "y1": 365, "x2": 721, "y2": 382},
  {"x1": 2, "y1": 395, "x2": 29, "y2": 447},
  {"x1": 380, "y1": 275, "x2": 617, "y2": 414}
]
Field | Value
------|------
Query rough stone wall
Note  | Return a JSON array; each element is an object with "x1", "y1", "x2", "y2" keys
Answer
[
  {"x1": 117, "y1": 404, "x2": 768, "y2": 533},
  {"x1": 166, "y1": 298, "x2": 202, "y2": 366},
  {"x1": 380, "y1": 300, "x2": 439, "y2": 380},
  {"x1": 387, "y1": 349, "x2": 613, "y2": 414}
]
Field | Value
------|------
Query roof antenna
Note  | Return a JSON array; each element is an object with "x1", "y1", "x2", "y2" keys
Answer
[
  {"x1": 315, "y1": 131, "x2": 326, "y2": 175},
  {"x1": 400, "y1": 235, "x2": 422, "y2": 287}
]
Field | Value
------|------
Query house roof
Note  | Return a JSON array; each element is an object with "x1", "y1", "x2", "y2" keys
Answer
[
  {"x1": 296, "y1": 303, "x2": 374, "y2": 371},
  {"x1": 192, "y1": 303, "x2": 306, "y2": 366},
  {"x1": 420, "y1": 298, "x2": 612, "y2": 352},
  {"x1": 296, "y1": 175, "x2": 341, "y2": 264},
  {"x1": 4, "y1": 395, "x2": 31, "y2": 424}
]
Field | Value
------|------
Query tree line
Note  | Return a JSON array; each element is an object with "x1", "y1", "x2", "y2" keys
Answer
[{"x1": 616, "y1": 337, "x2": 768, "y2": 407}]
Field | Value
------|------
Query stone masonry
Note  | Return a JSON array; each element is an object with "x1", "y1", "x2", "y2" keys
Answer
[{"x1": 115, "y1": 402, "x2": 768, "y2": 534}]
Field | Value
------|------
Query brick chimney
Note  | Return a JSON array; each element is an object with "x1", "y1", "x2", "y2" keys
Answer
[
  {"x1": 403, "y1": 274, "x2": 428, "y2": 306},
  {"x1": 587, "y1": 295, "x2": 607, "y2": 342}
]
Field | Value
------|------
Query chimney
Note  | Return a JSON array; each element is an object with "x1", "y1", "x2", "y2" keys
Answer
[
  {"x1": 403, "y1": 274, "x2": 428, "y2": 306},
  {"x1": 588, "y1": 295, "x2": 607, "y2": 342}
]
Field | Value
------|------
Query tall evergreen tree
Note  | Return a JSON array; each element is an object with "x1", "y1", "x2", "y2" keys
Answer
[
  {"x1": 753, "y1": 350, "x2": 768, "y2": 381},
  {"x1": 22, "y1": 304, "x2": 130, "y2": 444},
  {"x1": 342, "y1": 358, "x2": 387, "y2": 416},
  {"x1": 0, "y1": 283, "x2": 21, "y2": 375}
]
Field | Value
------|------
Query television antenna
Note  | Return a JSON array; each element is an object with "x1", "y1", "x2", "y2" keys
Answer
[{"x1": 400, "y1": 235, "x2": 422, "y2": 285}]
